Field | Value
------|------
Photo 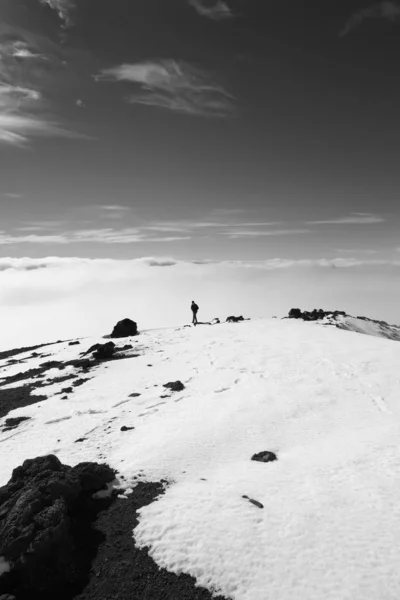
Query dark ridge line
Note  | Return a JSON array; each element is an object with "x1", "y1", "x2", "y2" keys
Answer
[{"x1": 0, "y1": 340, "x2": 68, "y2": 362}]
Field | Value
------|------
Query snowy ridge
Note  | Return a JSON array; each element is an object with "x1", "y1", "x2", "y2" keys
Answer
[
  {"x1": 289, "y1": 309, "x2": 400, "y2": 342},
  {"x1": 1, "y1": 319, "x2": 400, "y2": 599}
]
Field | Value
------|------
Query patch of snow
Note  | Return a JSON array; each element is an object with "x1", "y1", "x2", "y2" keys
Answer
[{"x1": 1, "y1": 320, "x2": 400, "y2": 599}]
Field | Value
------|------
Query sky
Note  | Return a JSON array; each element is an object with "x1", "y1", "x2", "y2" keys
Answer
[{"x1": 1, "y1": 0, "x2": 400, "y2": 344}]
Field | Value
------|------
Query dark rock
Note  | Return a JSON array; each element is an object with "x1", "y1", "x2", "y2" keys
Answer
[
  {"x1": 163, "y1": 381, "x2": 185, "y2": 392},
  {"x1": 0, "y1": 455, "x2": 115, "y2": 599},
  {"x1": 74, "y1": 438, "x2": 87, "y2": 443},
  {"x1": 65, "y1": 359, "x2": 92, "y2": 369},
  {"x1": 73, "y1": 378, "x2": 90, "y2": 388},
  {"x1": 2, "y1": 417, "x2": 31, "y2": 432},
  {"x1": 116, "y1": 344, "x2": 133, "y2": 352},
  {"x1": 110, "y1": 318, "x2": 138, "y2": 339},
  {"x1": 226, "y1": 316, "x2": 245, "y2": 323},
  {"x1": 68, "y1": 341, "x2": 80, "y2": 346},
  {"x1": 242, "y1": 495, "x2": 264, "y2": 509},
  {"x1": 120, "y1": 426, "x2": 135, "y2": 432},
  {"x1": 251, "y1": 451, "x2": 277, "y2": 463},
  {"x1": 288, "y1": 308, "x2": 348, "y2": 322},
  {"x1": 129, "y1": 393, "x2": 141, "y2": 398},
  {"x1": 60, "y1": 387, "x2": 73, "y2": 394},
  {"x1": 40, "y1": 361, "x2": 64, "y2": 370},
  {"x1": 87, "y1": 342, "x2": 116, "y2": 360}
]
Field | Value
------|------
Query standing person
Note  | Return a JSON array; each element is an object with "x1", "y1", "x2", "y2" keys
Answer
[{"x1": 191, "y1": 300, "x2": 199, "y2": 326}]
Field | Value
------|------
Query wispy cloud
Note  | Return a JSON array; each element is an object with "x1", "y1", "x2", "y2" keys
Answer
[
  {"x1": 38, "y1": 0, "x2": 76, "y2": 27},
  {"x1": 96, "y1": 205, "x2": 131, "y2": 211},
  {"x1": 307, "y1": 213, "x2": 385, "y2": 225},
  {"x1": 97, "y1": 60, "x2": 235, "y2": 118},
  {"x1": 340, "y1": 1, "x2": 400, "y2": 36},
  {"x1": 0, "y1": 28, "x2": 84, "y2": 145},
  {"x1": 1, "y1": 192, "x2": 23, "y2": 199},
  {"x1": 188, "y1": 0, "x2": 234, "y2": 20},
  {"x1": 0, "y1": 228, "x2": 190, "y2": 245},
  {"x1": 223, "y1": 229, "x2": 311, "y2": 239}
]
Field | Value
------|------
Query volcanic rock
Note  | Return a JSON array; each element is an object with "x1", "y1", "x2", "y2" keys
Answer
[
  {"x1": 163, "y1": 381, "x2": 185, "y2": 392},
  {"x1": 251, "y1": 450, "x2": 277, "y2": 463},
  {"x1": 0, "y1": 454, "x2": 115, "y2": 599},
  {"x1": 110, "y1": 318, "x2": 138, "y2": 339}
]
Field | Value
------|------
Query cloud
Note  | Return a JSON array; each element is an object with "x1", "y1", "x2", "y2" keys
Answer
[
  {"x1": 0, "y1": 21, "x2": 88, "y2": 145},
  {"x1": 2, "y1": 254, "x2": 400, "y2": 349},
  {"x1": 96, "y1": 205, "x2": 131, "y2": 211},
  {"x1": 38, "y1": 0, "x2": 76, "y2": 27},
  {"x1": 340, "y1": 1, "x2": 400, "y2": 36},
  {"x1": 224, "y1": 229, "x2": 311, "y2": 239},
  {"x1": 188, "y1": 0, "x2": 234, "y2": 20},
  {"x1": 98, "y1": 60, "x2": 235, "y2": 118},
  {"x1": 0, "y1": 228, "x2": 190, "y2": 245},
  {"x1": 1, "y1": 192, "x2": 23, "y2": 199},
  {"x1": 307, "y1": 213, "x2": 385, "y2": 225}
]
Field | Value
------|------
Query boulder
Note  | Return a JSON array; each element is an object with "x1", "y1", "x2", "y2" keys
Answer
[
  {"x1": 68, "y1": 341, "x2": 80, "y2": 346},
  {"x1": 84, "y1": 342, "x2": 115, "y2": 360},
  {"x1": 110, "y1": 319, "x2": 138, "y2": 338},
  {"x1": 92, "y1": 342, "x2": 115, "y2": 360},
  {"x1": 251, "y1": 451, "x2": 277, "y2": 463},
  {"x1": 0, "y1": 455, "x2": 115, "y2": 599},
  {"x1": 226, "y1": 316, "x2": 245, "y2": 323},
  {"x1": 163, "y1": 381, "x2": 185, "y2": 392}
]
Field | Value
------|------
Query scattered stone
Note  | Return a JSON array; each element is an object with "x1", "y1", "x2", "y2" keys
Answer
[
  {"x1": 160, "y1": 395, "x2": 169, "y2": 399},
  {"x1": 251, "y1": 450, "x2": 277, "y2": 463},
  {"x1": 163, "y1": 381, "x2": 185, "y2": 392},
  {"x1": 129, "y1": 393, "x2": 141, "y2": 398},
  {"x1": 75, "y1": 438, "x2": 88, "y2": 443},
  {"x1": 2, "y1": 417, "x2": 31, "y2": 432},
  {"x1": 226, "y1": 315, "x2": 246, "y2": 323},
  {"x1": 60, "y1": 386, "x2": 73, "y2": 395},
  {"x1": 73, "y1": 378, "x2": 91, "y2": 388},
  {"x1": 68, "y1": 341, "x2": 81, "y2": 346},
  {"x1": 0, "y1": 455, "x2": 116, "y2": 599},
  {"x1": 120, "y1": 426, "x2": 135, "y2": 432},
  {"x1": 110, "y1": 318, "x2": 138, "y2": 339},
  {"x1": 242, "y1": 495, "x2": 264, "y2": 509}
]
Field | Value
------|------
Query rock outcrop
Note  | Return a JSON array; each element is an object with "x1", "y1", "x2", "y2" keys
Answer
[
  {"x1": 110, "y1": 319, "x2": 138, "y2": 338},
  {"x1": 0, "y1": 455, "x2": 115, "y2": 599},
  {"x1": 288, "y1": 308, "x2": 347, "y2": 321}
]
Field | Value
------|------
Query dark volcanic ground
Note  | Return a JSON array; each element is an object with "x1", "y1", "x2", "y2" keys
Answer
[{"x1": 75, "y1": 482, "x2": 229, "y2": 600}]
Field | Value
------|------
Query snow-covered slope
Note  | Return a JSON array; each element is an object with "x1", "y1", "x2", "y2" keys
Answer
[
  {"x1": 335, "y1": 314, "x2": 400, "y2": 341},
  {"x1": 1, "y1": 319, "x2": 400, "y2": 600}
]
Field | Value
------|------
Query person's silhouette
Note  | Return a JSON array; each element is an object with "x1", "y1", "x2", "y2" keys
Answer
[{"x1": 191, "y1": 301, "x2": 199, "y2": 325}]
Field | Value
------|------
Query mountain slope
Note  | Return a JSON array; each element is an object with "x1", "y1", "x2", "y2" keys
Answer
[{"x1": 1, "y1": 319, "x2": 400, "y2": 600}]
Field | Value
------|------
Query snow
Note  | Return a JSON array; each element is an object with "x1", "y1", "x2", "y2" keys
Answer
[{"x1": 1, "y1": 319, "x2": 400, "y2": 599}]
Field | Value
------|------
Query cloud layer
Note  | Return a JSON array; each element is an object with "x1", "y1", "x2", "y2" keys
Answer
[
  {"x1": 1, "y1": 255, "x2": 400, "y2": 350},
  {"x1": 188, "y1": 0, "x2": 233, "y2": 20},
  {"x1": 98, "y1": 60, "x2": 235, "y2": 118}
]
